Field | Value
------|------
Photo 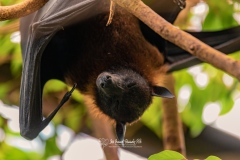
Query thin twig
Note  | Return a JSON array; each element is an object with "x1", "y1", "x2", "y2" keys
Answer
[
  {"x1": 106, "y1": 0, "x2": 116, "y2": 26},
  {"x1": 0, "y1": 20, "x2": 19, "y2": 34}
]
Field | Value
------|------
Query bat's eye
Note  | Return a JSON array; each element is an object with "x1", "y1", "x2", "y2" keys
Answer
[{"x1": 127, "y1": 82, "x2": 136, "y2": 88}]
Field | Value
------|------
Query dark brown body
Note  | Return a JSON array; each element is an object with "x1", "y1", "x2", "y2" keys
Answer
[
  {"x1": 65, "y1": 7, "x2": 164, "y2": 93},
  {"x1": 42, "y1": 5, "x2": 169, "y2": 137}
]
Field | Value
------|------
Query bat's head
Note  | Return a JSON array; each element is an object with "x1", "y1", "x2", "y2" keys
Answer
[{"x1": 95, "y1": 68, "x2": 173, "y2": 141}]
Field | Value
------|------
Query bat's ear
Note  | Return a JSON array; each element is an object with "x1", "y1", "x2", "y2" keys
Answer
[
  {"x1": 152, "y1": 86, "x2": 174, "y2": 98},
  {"x1": 116, "y1": 121, "x2": 126, "y2": 144}
]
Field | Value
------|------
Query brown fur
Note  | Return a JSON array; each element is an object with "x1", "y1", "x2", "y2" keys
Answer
[
  {"x1": 66, "y1": 7, "x2": 165, "y2": 89},
  {"x1": 64, "y1": 6, "x2": 166, "y2": 121}
]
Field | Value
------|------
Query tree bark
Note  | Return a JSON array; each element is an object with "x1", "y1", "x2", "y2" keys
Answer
[
  {"x1": 89, "y1": 113, "x2": 119, "y2": 160},
  {"x1": 0, "y1": 0, "x2": 48, "y2": 21},
  {"x1": 84, "y1": 95, "x2": 119, "y2": 160},
  {"x1": 112, "y1": 0, "x2": 240, "y2": 80},
  {"x1": 2, "y1": 0, "x2": 240, "y2": 81},
  {"x1": 162, "y1": 74, "x2": 186, "y2": 156}
]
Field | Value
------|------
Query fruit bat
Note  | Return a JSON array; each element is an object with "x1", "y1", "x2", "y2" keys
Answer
[{"x1": 19, "y1": 0, "x2": 240, "y2": 141}]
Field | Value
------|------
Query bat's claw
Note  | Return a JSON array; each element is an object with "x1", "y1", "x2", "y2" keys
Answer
[
  {"x1": 69, "y1": 83, "x2": 77, "y2": 94},
  {"x1": 61, "y1": 83, "x2": 77, "y2": 103},
  {"x1": 173, "y1": 0, "x2": 186, "y2": 9}
]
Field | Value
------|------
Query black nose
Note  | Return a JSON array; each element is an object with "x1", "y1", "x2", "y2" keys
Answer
[{"x1": 100, "y1": 75, "x2": 112, "y2": 88}]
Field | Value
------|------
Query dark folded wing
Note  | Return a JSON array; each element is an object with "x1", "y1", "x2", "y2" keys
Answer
[{"x1": 166, "y1": 26, "x2": 240, "y2": 72}]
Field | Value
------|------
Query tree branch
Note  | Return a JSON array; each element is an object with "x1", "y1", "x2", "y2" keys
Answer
[
  {"x1": 89, "y1": 114, "x2": 119, "y2": 160},
  {"x1": 112, "y1": 0, "x2": 240, "y2": 80},
  {"x1": 3, "y1": 0, "x2": 240, "y2": 81},
  {"x1": 0, "y1": 0, "x2": 49, "y2": 21},
  {"x1": 0, "y1": 20, "x2": 19, "y2": 34},
  {"x1": 162, "y1": 74, "x2": 185, "y2": 155}
]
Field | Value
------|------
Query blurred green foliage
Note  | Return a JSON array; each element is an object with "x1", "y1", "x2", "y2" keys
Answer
[
  {"x1": 203, "y1": 0, "x2": 238, "y2": 30},
  {"x1": 140, "y1": 0, "x2": 240, "y2": 137},
  {"x1": 148, "y1": 150, "x2": 221, "y2": 160},
  {"x1": 0, "y1": 0, "x2": 240, "y2": 159},
  {"x1": 148, "y1": 150, "x2": 187, "y2": 160},
  {"x1": 0, "y1": 142, "x2": 42, "y2": 160}
]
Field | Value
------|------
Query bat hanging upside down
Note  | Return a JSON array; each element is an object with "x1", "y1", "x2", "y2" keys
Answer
[
  {"x1": 19, "y1": 1, "x2": 174, "y2": 141},
  {"x1": 20, "y1": 0, "x2": 240, "y2": 142},
  {"x1": 63, "y1": 7, "x2": 174, "y2": 141}
]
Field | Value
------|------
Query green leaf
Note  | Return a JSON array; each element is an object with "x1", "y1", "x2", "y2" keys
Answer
[
  {"x1": 71, "y1": 89, "x2": 84, "y2": 102},
  {"x1": 148, "y1": 150, "x2": 187, "y2": 160},
  {"x1": 44, "y1": 136, "x2": 62, "y2": 158},
  {"x1": 203, "y1": 0, "x2": 238, "y2": 30},
  {"x1": 43, "y1": 80, "x2": 67, "y2": 94},
  {"x1": 64, "y1": 104, "x2": 87, "y2": 131},
  {"x1": 0, "y1": 142, "x2": 42, "y2": 160},
  {"x1": 220, "y1": 97, "x2": 234, "y2": 115},
  {"x1": 205, "y1": 155, "x2": 221, "y2": 160}
]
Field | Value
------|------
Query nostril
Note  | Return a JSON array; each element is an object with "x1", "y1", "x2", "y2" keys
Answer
[
  {"x1": 100, "y1": 83, "x2": 105, "y2": 88},
  {"x1": 99, "y1": 75, "x2": 112, "y2": 88},
  {"x1": 105, "y1": 75, "x2": 112, "y2": 83},
  {"x1": 97, "y1": 73, "x2": 113, "y2": 89}
]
